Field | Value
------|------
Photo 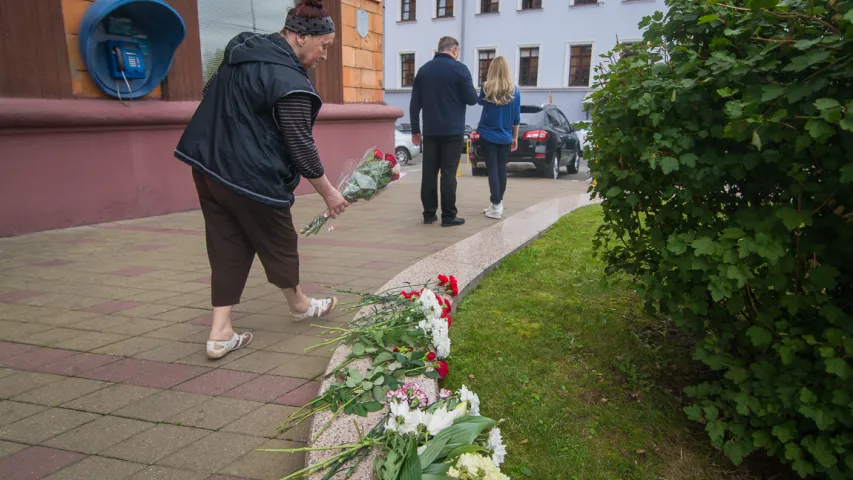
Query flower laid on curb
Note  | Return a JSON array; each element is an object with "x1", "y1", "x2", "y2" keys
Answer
[
  {"x1": 301, "y1": 147, "x2": 402, "y2": 236},
  {"x1": 264, "y1": 274, "x2": 511, "y2": 479}
]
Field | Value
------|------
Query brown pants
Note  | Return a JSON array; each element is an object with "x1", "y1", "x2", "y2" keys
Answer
[{"x1": 193, "y1": 169, "x2": 299, "y2": 307}]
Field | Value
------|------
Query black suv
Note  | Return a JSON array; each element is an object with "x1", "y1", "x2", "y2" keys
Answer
[{"x1": 469, "y1": 104, "x2": 581, "y2": 179}]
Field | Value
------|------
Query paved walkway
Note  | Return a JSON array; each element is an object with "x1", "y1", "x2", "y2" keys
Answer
[{"x1": 0, "y1": 164, "x2": 590, "y2": 480}]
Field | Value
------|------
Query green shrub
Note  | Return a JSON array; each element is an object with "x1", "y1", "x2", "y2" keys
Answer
[{"x1": 588, "y1": 0, "x2": 853, "y2": 477}]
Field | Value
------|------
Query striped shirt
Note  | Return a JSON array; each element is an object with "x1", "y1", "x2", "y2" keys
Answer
[{"x1": 203, "y1": 73, "x2": 324, "y2": 179}]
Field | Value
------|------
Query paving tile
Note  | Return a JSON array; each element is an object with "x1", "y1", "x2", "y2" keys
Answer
[
  {"x1": 0, "y1": 321, "x2": 55, "y2": 341},
  {"x1": 155, "y1": 293, "x2": 210, "y2": 308},
  {"x1": 134, "y1": 341, "x2": 201, "y2": 363},
  {"x1": 101, "y1": 424, "x2": 210, "y2": 464},
  {"x1": 77, "y1": 317, "x2": 171, "y2": 336},
  {"x1": 113, "y1": 390, "x2": 209, "y2": 422},
  {"x1": 234, "y1": 331, "x2": 292, "y2": 351},
  {"x1": 12, "y1": 378, "x2": 111, "y2": 406},
  {"x1": 172, "y1": 369, "x2": 259, "y2": 396},
  {"x1": 62, "y1": 384, "x2": 161, "y2": 414},
  {"x1": 35, "y1": 353, "x2": 122, "y2": 377},
  {"x1": 43, "y1": 456, "x2": 146, "y2": 480},
  {"x1": 221, "y1": 351, "x2": 299, "y2": 374},
  {"x1": 0, "y1": 342, "x2": 38, "y2": 360},
  {"x1": 108, "y1": 267, "x2": 156, "y2": 277},
  {"x1": 159, "y1": 432, "x2": 267, "y2": 473},
  {"x1": 84, "y1": 358, "x2": 163, "y2": 383},
  {"x1": 36, "y1": 311, "x2": 103, "y2": 328},
  {"x1": 45, "y1": 416, "x2": 155, "y2": 454},
  {"x1": 91, "y1": 337, "x2": 163, "y2": 357},
  {"x1": 0, "y1": 401, "x2": 49, "y2": 427},
  {"x1": 82, "y1": 301, "x2": 143, "y2": 315},
  {"x1": 272, "y1": 381, "x2": 320, "y2": 408},
  {"x1": 0, "y1": 347, "x2": 78, "y2": 370},
  {"x1": 0, "y1": 439, "x2": 27, "y2": 459},
  {"x1": 54, "y1": 332, "x2": 129, "y2": 352},
  {"x1": 144, "y1": 324, "x2": 207, "y2": 341},
  {"x1": 18, "y1": 329, "x2": 87, "y2": 348},
  {"x1": 218, "y1": 439, "x2": 304, "y2": 480},
  {"x1": 0, "y1": 446, "x2": 86, "y2": 480},
  {"x1": 0, "y1": 372, "x2": 66, "y2": 399},
  {"x1": 0, "y1": 291, "x2": 44, "y2": 302},
  {"x1": 265, "y1": 335, "x2": 327, "y2": 357},
  {"x1": 150, "y1": 308, "x2": 209, "y2": 323},
  {"x1": 168, "y1": 397, "x2": 264, "y2": 430},
  {"x1": 0, "y1": 368, "x2": 16, "y2": 379},
  {"x1": 266, "y1": 355, "x2": 328, "y2": 379},
  {"x1": 67, "y1": 316, "x2": 132, "y2": 332},
  {"x1": 221, "y1": 375, "x2": 305, "y2": 403},
  {"x1": 124, "y1": 363, "x2": 210, "y2": 389},
  {"x1": 122, "y1": 290, "x2": 182, "y2": 303},
  {"x1": 220, "y1": 404, "x2": 298, "y2": 439},
  {"x1": 206, "y1": 476, "x2": 253, "y2": 480},
  {"x1": 31, "y1": 259, "x2": 74, "y2": 267},
  {"x1": 116, "y1": 303, "x2": 180, "y2": 319},
  {"x1": 130, "y1": 244, "x2": 167, "y2": 252},
  {"x1": 127, "y1": 465, "x2": 208, "y2": 480},
  {"x1": 0, "y1": 408, "x2": 100, "y2": 444},
  {"x1": 173, "y1": 348, "x2": 253, "y2": 368}
]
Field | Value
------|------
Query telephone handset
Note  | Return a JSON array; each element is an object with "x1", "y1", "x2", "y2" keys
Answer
[{"x1": 107, "y1": 40, "x2": 146, "y2": 80}]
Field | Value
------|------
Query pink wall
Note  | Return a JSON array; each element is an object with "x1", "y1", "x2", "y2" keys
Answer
[{"x1": 0, "y1": 99, "x2": 402, "y2": 237}]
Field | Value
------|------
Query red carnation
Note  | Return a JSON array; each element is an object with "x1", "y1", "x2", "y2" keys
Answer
[
  {"x1": 437, "y1": 274, "x2": 449, "y2": 285},
  {"x1": 444, "y1": 313, "x2": 453, "y2": 328},
  {"x1": 437, "y1": 274, "x2": 459, "y2": 297},
  {"x1": 436, "y1": 360, "x2": 449, "y2": 379},
  {"x1": 426, "y1": 352, "x2": 436, "y2": 361},
  {"x1": 393, "y1": 347, "x2": 399, "y2": 353},
  {"x1": 373, "y1": 149, "x2": 383, "y2": 160},
  {"x1": 384, "y1": 152, "x2": 398, "y2": 168}
]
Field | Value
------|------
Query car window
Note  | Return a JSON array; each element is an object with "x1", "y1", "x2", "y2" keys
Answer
[
  {"x1": 546, "y1": 111, "x2": 564, "y2": 130},
  {"x1": 555, "y1": 111, "x2": 572, "y2": 131},
  {"x1": 520, "y1": 111, "x2": 545, "y2": 126}
]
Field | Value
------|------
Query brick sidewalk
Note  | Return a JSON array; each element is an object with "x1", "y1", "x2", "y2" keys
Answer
[{"x1": 0, "y1": 168, "x2": 589, "y2": 480}]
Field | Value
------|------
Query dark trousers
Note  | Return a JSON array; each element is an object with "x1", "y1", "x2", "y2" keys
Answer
[
  {"x1": 481, "y1": 139, "x2": 509, "y2": 205},
  {"x1": 193, "y1": 169, "x2": 299, "y2": 307},
  {"x1": 421, "y1": 135, "x2": 464, "y2": 220}
]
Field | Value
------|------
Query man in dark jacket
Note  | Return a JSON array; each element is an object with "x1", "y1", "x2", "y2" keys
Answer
[{"x1": 410, "y1": 36, "x2": 479, "y2": 227}]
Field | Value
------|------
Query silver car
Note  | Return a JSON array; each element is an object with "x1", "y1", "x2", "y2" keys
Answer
[{"x1": 395, "y1": 124, "x2": 420, "y2": 165}]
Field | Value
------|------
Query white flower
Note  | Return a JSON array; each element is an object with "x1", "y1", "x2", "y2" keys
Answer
[
  {"x1": 447, "y1": 453, "x2": 509, "y2": 480},
  {"x1": 416, "y1": 288, "x2": 443, "y2": 320},
  {"x1": 402, "y1": 408, "x2": 427, "y2": 435},
  {"x1": 417, "y1": 444, "x2": 427, "y2": 455},
  {"x1": 429, "y1": 318, "x2": 451, "y2": 359},
  {"x1": 486, "y1": 427, "x2": 507, "y2": 467},
  {"x1": 385, "y1": 400, "x2": 410, "y2": 432},
  {"x1": 424, "y1": 405, "x2": 464, "y2": 436},
  {"x1": 458, "y1": 385, "x2": 480, "y2": 416},
  {"x1": 439, "y1": 388, "x2": 452, "y2": 399}
]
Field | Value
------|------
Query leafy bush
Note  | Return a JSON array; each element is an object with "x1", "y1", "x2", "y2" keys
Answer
[{"x1": 588, "y1": 0, "x2": 853, "y2": 477}]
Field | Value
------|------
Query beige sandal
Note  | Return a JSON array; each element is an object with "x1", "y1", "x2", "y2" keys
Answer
[
  {"x1": 291, "y1": 297, "x2": 338, "y2": 322},
  {"x1": 206, "y1": 332, "x2": 253, "y2": 359}
]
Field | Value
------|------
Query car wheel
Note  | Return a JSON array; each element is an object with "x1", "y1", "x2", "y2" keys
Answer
[
  {"x1": 541, "y1": 151, "x2": 560, "y2": 179},
  {"x1": 566, "y1": 151, "x2": 580, "y2": 174},
  {"x1": 395, "y1": 148, "x2": 411, "y2": 166}
]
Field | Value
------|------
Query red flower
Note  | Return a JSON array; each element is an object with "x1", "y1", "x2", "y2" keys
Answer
[
  {"x1": 384, "y1": 152, "x2": 398, "y2": 168},
  {"x1": 400, "y1": 290, "x2": 421, "y2": 300},
  {"x1": 426, "y1": 352, "x2": 436, "y2": 361},
  {"x1": 436, "y1": 360, "x2": 449, "y2": 379},
  {"x1": 373, "y1": 149, "x2": 383, "y2": 160},
  {"x1": 393, "y1": 347, "x2": 399, "y2": 353},
  {"x1": 437, "y1": 274, "x2": 459, "y2": 297},
  {"x1": 444, "y1": 313, "x2": 453, "y2": 328}
]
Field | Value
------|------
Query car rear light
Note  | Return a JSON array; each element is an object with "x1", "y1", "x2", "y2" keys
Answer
[
  {"x1": 523, "y1": 130, "x2": 549, "y2": 141},
  {"x1": 535, "y1": 153, "x2": 546, "y2": 159},
  {"x1": 470, "y1": 131, "x2": 480, "y2": 141}
]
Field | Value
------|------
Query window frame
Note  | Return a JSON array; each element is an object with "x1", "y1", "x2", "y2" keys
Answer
[
  {"x1": 400, "y1": 0, "x2": 417, "y2": 21},
  {"x1": 399, "y1": 52, "x2": 416, "y2": 89},
  {"x1": 564, "y1": 41, "x2": 595, "y2": 88},
  {"x1": 518, "y1": 0, "x2": 543, "y2": 10},
  {"x1": 569, "y1": 0, "x2": 599, "y2": 5},
  {"x1": 516, "y1": 45, "x2": 541, "y2": 88},
  {"x1": 435, "y1": 0, "x2": 454, "y2": 18},
  {"x1": 475, "y1": 47, "x2": 498, "y2": 86},
  {"x1": 478, "y1": 0, "x2": 500, "y2": 14}
]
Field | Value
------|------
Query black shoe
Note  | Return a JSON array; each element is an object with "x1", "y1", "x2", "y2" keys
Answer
[
  {"x1": 441, "y1": 217, "x2": 466, "y2": 227},
  {"x1": 424, "y1": 216, "x2": 438, "y2": 224}
]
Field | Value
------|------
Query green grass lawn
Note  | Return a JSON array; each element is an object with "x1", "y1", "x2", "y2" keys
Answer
[{"x1": 444, "y1": 205, "x2": 756, "y2": 480}]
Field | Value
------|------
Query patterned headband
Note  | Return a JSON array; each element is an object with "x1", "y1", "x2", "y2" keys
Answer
[{"x1": 284, "y1": 10, "x2": 336, "y2": 35}]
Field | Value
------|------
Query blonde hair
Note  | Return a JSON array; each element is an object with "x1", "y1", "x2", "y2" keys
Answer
[{"x1": 482, "y1": 56, "x2": 515, "y2": 106}]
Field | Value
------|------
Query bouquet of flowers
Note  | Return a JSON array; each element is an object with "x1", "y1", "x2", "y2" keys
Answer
[
  {"x1": 264, "y1": 382, "x2": 509, "y2": 480},
  {"x1": 301, "y1": 146, "x2": 402, "y2": 236}
]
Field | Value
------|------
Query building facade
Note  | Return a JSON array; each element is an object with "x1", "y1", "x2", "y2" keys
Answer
[{"x1": 383, "y1": 0, "x2": 665, "y2": 127}]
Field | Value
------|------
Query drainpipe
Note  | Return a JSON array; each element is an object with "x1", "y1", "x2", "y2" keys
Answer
[{"x1": 459, "y1": 0, "x2": 466, "y2": 63}]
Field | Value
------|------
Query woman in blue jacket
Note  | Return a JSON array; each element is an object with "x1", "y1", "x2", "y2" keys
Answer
[{"x1": 477, "y1": 56, "x2": 521, "y2": 219}]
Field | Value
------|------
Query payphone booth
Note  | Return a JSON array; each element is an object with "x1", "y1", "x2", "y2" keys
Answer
[{"x1": 79, "y1": 0, "x2": 186, "y2": 100}]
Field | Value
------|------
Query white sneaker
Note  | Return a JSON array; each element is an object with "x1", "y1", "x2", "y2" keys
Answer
[
  {"x1": 485, "y1": 203, "x2": 503, "y2": 219},
  {"x1": 483, "y1": 204, "x2": 492, "y2": 213}
]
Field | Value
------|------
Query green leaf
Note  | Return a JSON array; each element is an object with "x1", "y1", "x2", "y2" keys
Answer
[
  {"x1": 784, "y1": 49, "x2": 831, "y2": 72},
  {"x1": 372, "y1": 351, "x2": 395, "y2": 366},
  {"x1": 605, "y1": 186, "x2": 622, "y2": 197},
  {"x1": 698, "y1": 14, "x2": 719, "y2": 25},
  {"x1": 400, "y1": 440, "x2": 423, "y2": 480},
  {"x1": 746, "y1": 326, "x2": 773, "y2": 348},
  {"x1": 667, "y1": 235, "x2": 688, "y2": 255},
  {"x1": 808, "y1": 266, "x2": 840, "y2": 290},
  {"x1": 841, "y1": 164, "x2": 853, "y2": 184},
  {"x1": 772, "y1": 421, "x2": 797, "y2": 443},
  {"x1": 352, "y1": 343, "x2": 365, "y2": 356},
  {"x1": 684, "y1": 404, "x2": 702, "y2": 421},
  {"x1": 775, "y1": 207, "x2": 810, "y2": 231},
  {"x1": 692, "y1": 237, "x2": 718, "y2": 256},
  {"x1": 800, "y1": 387, "x2": 818, "y2": 404},
  {"x1": 680, "y1": 153, "x2": 698, "y2": 167},
  {"x1": 373, "y1": 386, "x2": 386, "y2": 402},
  {"x1": 815, "y1": 98, "x2": 843, "y2": 123},
  {"x1": 717, "y1": 87, "x2": 738, "y2": 98},
  {"x1": 723, "y1": 439, "x2": 752, "y2": 465},
  {"x1": 418, "y1": 436, "x2": 449, "y2": 469},
  {"x1": 751, "y1": 130, "x2": 762, "y2": 150},
  {"x1": 806, "y1": 436, "x2": 837, "y2": 469},
  {"x1": 825, "y1": 358, "x2": 850, "y2": 379},
  {"x1": 725, "y1": 366, "x2": 749, "y2": 384},
  {"x1": 753, "y1": 430, "x2": 774, "y2": 449},
  {"x1": 706, "y1": 421, "x2": 725, "y2": 447},
  {"x1": 660, "y1": 156, "x2": 679, "y2": 174},
  {"x1": 761, "y1": 84, "x2": 784, "y2": 101},
  {"x1": 363, "y1": 401, "x2": 384, "y2": 412},
  {"x1": 806, "y1": 118, "x2": 835, "y2": 141}
]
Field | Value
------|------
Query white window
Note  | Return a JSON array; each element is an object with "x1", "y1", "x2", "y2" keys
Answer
[
  {"x1": 565, "y1": 42, "x2": 594, "y2": 87},
  {"x1": 569, "y1": 0, "x2": 600, "y2": 5},
  {"x1": 475, "y1": 47, "x2": 498, "y2": 86},
  {"x1": 516, "y1": 45, "x2": 540, "y2": 87},
  {"x1": 400, "y1": 0, "x2": 416, "y2": 21},
  {"x1": 400, "y1": 52, "x2": 416, "y2": 88},
  {"x1": 517, "y1": 0, "x2": 542, "y2": 10},
  {"x1": 477, "y1": 0, "x2": 500, "y2": 14},
  {"x1": 198, "y1": 0, "x2": 297, "y2": 82}
]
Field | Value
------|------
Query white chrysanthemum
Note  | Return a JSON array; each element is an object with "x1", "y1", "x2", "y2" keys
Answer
[
  {"x1": 384, "y1": 400, "x2": 410, "y2": 433},
  {"x1": 416, "y1": 288, "x2": 443, "y2": 320},
  {"x1": 424, "y1": 405, "x2": 464, "y2": 436},
  {"x1": 486, "y1": 427, "x2": 507, "y2": 467},
  {"x1": 402, "y1": 408, "x2": 427, "y2": 435},
  {"x1": 458, "y1": 385, "x2": 480, "y2": 416},
  {"x1": 430, "y1": 318, "x2": 451, "y2": 359}
]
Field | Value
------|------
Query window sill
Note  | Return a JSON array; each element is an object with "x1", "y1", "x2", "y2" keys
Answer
[
  {"x1": 433, "y1": 16, "x2": 455, "y2": 21},
  {"x1": 516, "y1": 8, "x2": 544, "y2": 13},
  {"x1": 476, "y1": 11, "x2": 500, "y2": 16},
  {"x1": 622, "y1": 0, "x2": 655, "y2": 3},
  {"x1": 570, "y1": 3, "x2": 602, "y2": 8},
  {"x1": 397, "y1": 19, "x2": 417, "y2": 24}
]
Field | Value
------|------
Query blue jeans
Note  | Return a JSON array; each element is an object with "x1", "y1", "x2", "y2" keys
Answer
[{"x1": 481, "y1": 139, "x2": 509, "y2": 205}]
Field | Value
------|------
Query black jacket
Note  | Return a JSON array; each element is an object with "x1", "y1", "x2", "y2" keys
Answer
[
  {"x1": 175, "y1": 33, "x2": 321, "y2": 207},
  {"x1": 409, "y1": 53, "x2": 478, "y2": 137}
]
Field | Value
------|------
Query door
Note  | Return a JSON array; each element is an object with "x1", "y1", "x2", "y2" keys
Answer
[{"x1": 546, "y1": 110, "x2": 571, "y2": 165}]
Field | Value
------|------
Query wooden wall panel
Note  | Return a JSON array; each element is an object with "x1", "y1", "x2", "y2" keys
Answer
[
  {"x1": 162, "y1": 0, "x2": 203, "y2": 101},
  {"x1": 312, "y1": 0, "x2": 344, "y2": 104},
  {"x1": 0, "y1": 0, "x2": 73, "y2": 99}
]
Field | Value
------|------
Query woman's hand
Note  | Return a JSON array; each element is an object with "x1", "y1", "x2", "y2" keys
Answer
[
  {"x1": 323, "y1": 189, "x2": 349, "y2": 218},
  {"x1": 511, "y1": 138, "x2": 519, "y2": 152}
]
